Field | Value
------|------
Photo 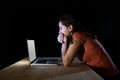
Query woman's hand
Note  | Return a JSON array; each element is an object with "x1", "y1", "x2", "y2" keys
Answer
[{"x1": 57, "y1": 33, "x2": 64, "y2": 43}]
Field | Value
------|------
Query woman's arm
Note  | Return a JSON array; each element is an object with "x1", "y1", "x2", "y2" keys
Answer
[
  {"x1": 61, "y1": 36, "x2": 83, "y2": 67},
  {"x1": 61, "y1": 36, "x2": 68, "y2": 62}
]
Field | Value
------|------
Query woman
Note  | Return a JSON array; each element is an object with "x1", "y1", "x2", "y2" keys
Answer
[{"x1": 57, "y1": 14, "x2": 119, "y2": 78}]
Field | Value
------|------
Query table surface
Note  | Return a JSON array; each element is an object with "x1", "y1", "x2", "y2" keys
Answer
[{"x1": 0, "y1": 57, "x2": 104, "y2": 80}]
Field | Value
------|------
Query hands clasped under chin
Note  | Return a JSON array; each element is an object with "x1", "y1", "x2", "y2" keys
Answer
[{"x1": 57, "y1": 33, "x2": 67, "y2": 44}]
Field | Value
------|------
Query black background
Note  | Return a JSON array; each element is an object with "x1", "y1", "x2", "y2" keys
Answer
[{"x1": 1, "y1": 3, "x2": 119, "y2": 77}]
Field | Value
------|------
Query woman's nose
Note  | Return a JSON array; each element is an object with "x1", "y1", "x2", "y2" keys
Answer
[{"x1": 59, "y1": 31, "x2": 61, "y2": 34}]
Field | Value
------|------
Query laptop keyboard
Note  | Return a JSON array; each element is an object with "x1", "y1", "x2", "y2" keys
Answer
[
  {"x1": 36, "y1": 59, "x2": 58, "y2": 64},
  {"x1": 36, "y1": 59, "x2": 48, "y2": 63}
]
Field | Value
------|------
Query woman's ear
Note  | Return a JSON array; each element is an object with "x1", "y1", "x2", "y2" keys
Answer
[{"x1": 69, "y1": 25, "x2": 73, "y2": 32}]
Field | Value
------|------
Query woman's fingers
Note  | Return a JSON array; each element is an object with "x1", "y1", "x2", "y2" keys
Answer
[{"x1": 57, "y1": 33, "x2": 64, "y2": 43}]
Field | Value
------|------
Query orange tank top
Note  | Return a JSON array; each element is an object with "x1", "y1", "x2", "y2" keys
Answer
[{"x1": 72, "y1": 31, "x2": 118, "y2": 76}]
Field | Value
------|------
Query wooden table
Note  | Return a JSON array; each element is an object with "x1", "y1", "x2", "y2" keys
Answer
[{"x1": 0, "y1": 57, "x2": 104, "y2": 80}]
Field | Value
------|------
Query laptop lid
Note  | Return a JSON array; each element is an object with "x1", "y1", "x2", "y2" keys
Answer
[
  {"x1": 27, "y1": 39, "x2": 36, "y2": 62},
  {"x1": 27, "y1": 39, "x2": 60, "y2": 65}
]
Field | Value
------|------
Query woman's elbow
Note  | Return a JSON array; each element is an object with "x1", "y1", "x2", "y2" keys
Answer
[
  {"x1": 63, "y1": 62, "x2": 70, "y2": 67},
  {"x1": 63, "y1": 58, "x2": 71, "y2": 67}
]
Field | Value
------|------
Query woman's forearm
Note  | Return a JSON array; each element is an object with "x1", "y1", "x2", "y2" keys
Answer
[{"x1": 61, "y1": 42, "x2": 68, "y2": 60}]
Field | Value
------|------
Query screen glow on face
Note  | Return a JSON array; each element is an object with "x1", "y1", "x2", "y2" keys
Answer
[{"x1": 58, "y1": 22, "x2": 70, "y2": 36}]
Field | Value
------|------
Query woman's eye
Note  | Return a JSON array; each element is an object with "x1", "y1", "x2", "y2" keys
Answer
[{"x1": 59, "y1": 28, "x2": 62, "y2": 30}]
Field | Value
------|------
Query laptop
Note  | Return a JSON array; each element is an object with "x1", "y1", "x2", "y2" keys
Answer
[{"x1": 27, "y1": 39, "x2": 60, "y2": 65}]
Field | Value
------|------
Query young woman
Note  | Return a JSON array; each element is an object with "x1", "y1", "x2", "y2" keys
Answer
[{"x1": 57, "y1": 14, "x2": 119, "y2": 78}]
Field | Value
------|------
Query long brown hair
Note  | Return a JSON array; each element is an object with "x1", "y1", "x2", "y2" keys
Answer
[{"x1": 59, "y1": 14, "x2": 97, "y2": 39}]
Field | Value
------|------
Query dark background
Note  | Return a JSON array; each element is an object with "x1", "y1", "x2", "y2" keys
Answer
[{"x1": 1, "y1": 4, "x2": 119, "y2": 77}]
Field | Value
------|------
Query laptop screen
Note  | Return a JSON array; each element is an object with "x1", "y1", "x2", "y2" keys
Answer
[{"x1": 27, "y1": 40, "x2": 36, "y2": 62}]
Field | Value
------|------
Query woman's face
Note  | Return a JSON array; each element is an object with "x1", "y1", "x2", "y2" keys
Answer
[{"x1": 58, "y1": 22, "x2": 72, "y2": 37}]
